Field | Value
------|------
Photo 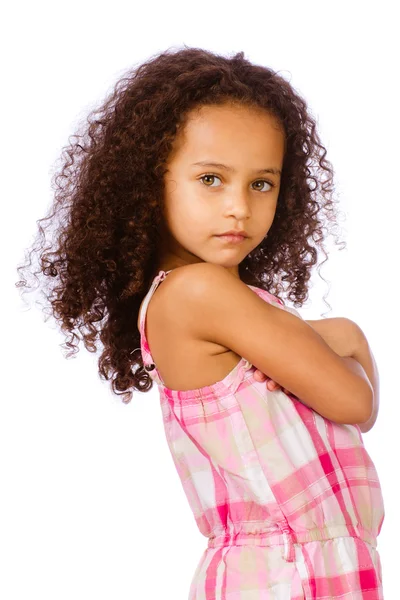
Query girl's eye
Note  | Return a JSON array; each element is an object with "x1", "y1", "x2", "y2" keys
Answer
[{"x1": 199, "y1": 173, "x2": 274, "y2": 192}]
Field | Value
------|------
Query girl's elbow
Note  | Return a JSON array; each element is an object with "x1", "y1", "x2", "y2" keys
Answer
[
  {"x1": 355, "y1": 382, "x2": 374, "y2": 424},
  {"x1": 335, "y1": 384, "x2": 373, "y2": 426}
]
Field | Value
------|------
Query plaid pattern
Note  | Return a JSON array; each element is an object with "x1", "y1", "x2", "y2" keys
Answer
[{"x1": 139, "y1": 270, "x2": 385, "y2": 599}]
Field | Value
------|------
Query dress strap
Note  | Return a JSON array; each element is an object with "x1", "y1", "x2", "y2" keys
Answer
[{"x1": 134, "y1": 269, "x2": 173, "y2": 386}]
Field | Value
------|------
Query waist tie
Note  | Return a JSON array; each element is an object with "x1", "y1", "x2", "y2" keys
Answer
[
  {"x1": 207, "y1": 522, "x2": 296, "y2": 563},
  {"x1": 279, "y1": 521, "x2": 296, "y2": 562},
  {"x1": 207, "y1": 524, "x2": 378, "y2": 565}
]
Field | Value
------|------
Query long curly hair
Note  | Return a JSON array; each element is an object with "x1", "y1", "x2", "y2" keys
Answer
[{"x1": 15, "y1": 46, "x2": 346, "y2": 403}]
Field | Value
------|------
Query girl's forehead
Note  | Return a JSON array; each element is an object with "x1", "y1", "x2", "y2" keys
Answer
[
  {"x1": 185, "y1": 102, "x2": 276, "y2": 126},
  {"x1": 169, "y1": 107, "x2": 284, "y2": 165}
]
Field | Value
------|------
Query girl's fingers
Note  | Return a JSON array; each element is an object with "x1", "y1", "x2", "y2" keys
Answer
[
  {"x1": 254, "y1": 370, "x2": 267, "y2": 381},
  {"x1": 267, "y1": 380, "x2": 280, "y2": 390},
  {"x1": 254, "y1": 371, "x2": 284, "y2": 393}
]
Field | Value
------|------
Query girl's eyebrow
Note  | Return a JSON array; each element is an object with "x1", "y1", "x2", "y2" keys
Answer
[{"x1": 190, "y1": 161, "x2": 281, "y2": 177}]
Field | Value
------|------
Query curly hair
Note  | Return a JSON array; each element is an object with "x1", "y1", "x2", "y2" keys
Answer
[{"x1": 15, "y1": 45, "x2": 346, "y2": 403}]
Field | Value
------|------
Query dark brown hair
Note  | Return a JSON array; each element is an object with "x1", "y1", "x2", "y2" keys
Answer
[{"x1": 15, "y1": 46, "x2": 346, "y2": 403}]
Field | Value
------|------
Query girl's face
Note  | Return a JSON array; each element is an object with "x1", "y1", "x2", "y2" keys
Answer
[{"x1": 158, "y1": 102, "x2": 285, "y2": 279}]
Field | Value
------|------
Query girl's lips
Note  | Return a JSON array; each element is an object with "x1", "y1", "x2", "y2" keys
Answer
[{"x1": 216, "y1": 234, "x2": 247, "y2": 243}]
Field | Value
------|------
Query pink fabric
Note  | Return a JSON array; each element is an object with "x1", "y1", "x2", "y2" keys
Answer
[{"x1": 139, "y1": 270, "x2": 385, "y2": 599}]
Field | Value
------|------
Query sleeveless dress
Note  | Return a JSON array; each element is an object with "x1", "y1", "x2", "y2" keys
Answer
[{"x1": 138, "y1": 269, "x2": 385, "y2": 599}]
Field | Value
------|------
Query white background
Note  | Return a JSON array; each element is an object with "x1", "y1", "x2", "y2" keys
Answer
[{"x1": 3, "y1": 0, "x2": 398, "y2": 598}]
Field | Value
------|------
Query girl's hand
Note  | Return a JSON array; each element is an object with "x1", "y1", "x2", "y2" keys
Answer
[{"x1": 253, "y1": 369, "x2": 290, "y2": 394}]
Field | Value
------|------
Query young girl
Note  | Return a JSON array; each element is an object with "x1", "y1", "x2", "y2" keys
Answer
[{"x1": 16, "y1": 47, "x2": 384, "y2": 598}]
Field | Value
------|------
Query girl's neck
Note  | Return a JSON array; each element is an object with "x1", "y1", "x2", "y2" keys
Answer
[{"x1": 149, "y1": 262, "x2": 256, "y2": 287}]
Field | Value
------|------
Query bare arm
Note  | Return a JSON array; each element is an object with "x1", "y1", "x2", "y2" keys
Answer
[
  {"x1": 305, "y1": 318, "x2": 379, "y2": 432},
  {"x1": 304, "y1": 317, "x2": 359, "y2": 358},
  {"x1": 168, "y1": 265, "x2": 373, "y2": 425},
  {"x1": 349, "y1": 337, "x2": 380, "y2": 433}
]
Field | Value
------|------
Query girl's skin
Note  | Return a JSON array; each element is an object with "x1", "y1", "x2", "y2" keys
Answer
[
  {"x1": 156, "y1": 102, "x2": 289, "y2": 393},
  {"x1": 254, "y1": 371, "x2": 288, "y2": 393},
  {"x1": 156, "y1": 102, "x2": 296, "y2": 396},
  {"x1": 156, "y1": 102, "x2": 284, "y2": 281},
  {"x1": 154, "y1": 100, "x2": 376, "y2": 416}
]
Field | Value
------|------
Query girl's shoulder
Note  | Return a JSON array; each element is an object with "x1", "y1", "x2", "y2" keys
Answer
[{"x1": 139, "y1": 265, "x2": 237, "y2": 390}]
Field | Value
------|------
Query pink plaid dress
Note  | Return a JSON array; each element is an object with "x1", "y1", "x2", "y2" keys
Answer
[{"x1": 139, "y1": 270, "x2": 385, "y2": 599}]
